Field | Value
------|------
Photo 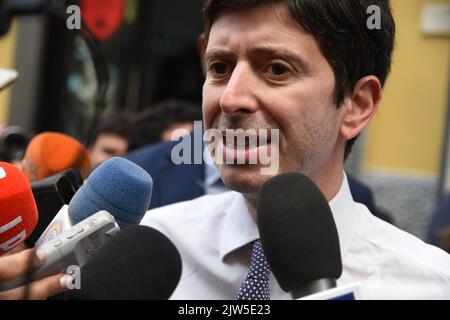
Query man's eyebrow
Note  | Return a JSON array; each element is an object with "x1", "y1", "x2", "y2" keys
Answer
[
  {"x1": 205, "y1": 46, "x2": 310, "y2": 71},
  {"x1": 204, "y1": 49, "x2": 235, "y2": 61},
  {"x1": 251, "y1": 46, "x2": 310, "y2": 71}
]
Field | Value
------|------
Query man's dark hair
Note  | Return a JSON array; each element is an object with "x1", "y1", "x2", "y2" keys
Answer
[
  {"x1": 129, "y1": 100, "x2": 202, "y2": 150},
  {"x1": 86, "y1": 111, "x2": 136, "y2": 149},
  {"x1": 203, "y1": 0, "x2": 396, "y2": 160}
]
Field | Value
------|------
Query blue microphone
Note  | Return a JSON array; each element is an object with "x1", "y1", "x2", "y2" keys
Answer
[{"x1": 68, "y1": 157, "x2": 153, "y2": 228}]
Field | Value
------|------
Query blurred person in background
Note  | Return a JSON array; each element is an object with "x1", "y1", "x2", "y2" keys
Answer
[
  {"x1": 440, "y1": 227, "x2": 450, "y2": 253},
  {"x1": 86, "y1": 111, "x2": 137, "y2": 168},
  {"x1": 427, "y1": 195, "x2": 450, "y2": 253},
  {"x1": 86, "y1": 103, "x2": 201, "y2": 170},
  {"x1": 129, "y1": 99, "x2": 202, "y2": 150}
]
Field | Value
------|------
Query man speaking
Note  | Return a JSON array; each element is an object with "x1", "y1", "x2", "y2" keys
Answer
[{"x1": 141, "y1": 0, "x2": 450, "y2": 299}]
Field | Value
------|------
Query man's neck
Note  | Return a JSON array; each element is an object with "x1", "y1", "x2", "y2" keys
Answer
[
  {"x1": 244, "y1": 194, "x2": 258, "y2": 223},
  {"x1": 243, "y1": 170, "x2": 345, "y2": 222}
]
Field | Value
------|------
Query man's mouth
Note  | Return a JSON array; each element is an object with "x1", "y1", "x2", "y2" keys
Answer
[
  {"x1": 217, "y1": 129, "x2": 274, "y2": 164},
  {"x1": 220, "y1": 129, "x2": 273, "y2": 149},
  {"x1": 222, "y1": 135, "x2": 272, "y2": 150}
]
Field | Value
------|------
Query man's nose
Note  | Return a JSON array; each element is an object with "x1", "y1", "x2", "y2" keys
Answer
[{"x1": 219, "y1": 62, "x2": 259, "y2": 115}]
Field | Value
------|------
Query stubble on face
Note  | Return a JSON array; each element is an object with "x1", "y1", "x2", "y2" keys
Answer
[{"x1": 203, "y1": 3, "x2": 343, "y2": 205}]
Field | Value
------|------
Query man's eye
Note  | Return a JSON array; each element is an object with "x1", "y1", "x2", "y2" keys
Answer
[
  {"x1": 268, "y1": 63, "x2": 289, "y2": 76},
  {"x1": 210, "y1": 62, "x2": 229, "y2": 76},
  {"x1": 104, "y1": 149, "x2": 119, "y2": 156}
]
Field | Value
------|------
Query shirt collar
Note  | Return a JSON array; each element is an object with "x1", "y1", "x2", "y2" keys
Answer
[
  {"x1": 218, "y1": 172, "x2": 359, "y2": 261},
  {"x1": 219, "y1": 192, "x2": 260, "y2": 261},
  {"x1": 204, "y1": 148, "x2": 222, "y2": 187}
]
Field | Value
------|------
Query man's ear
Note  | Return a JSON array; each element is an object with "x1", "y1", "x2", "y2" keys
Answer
[
  {"x1": 340, "y1": 75, "x2": 383, "y2": 140},
  {"x1": 197, "y1": 32, "x2": 207, "y2": 76}
]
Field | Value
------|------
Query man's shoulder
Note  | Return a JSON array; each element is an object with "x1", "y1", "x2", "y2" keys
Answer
[
  {"x1": 354, "y1": 203, "x2": 450, "y2": 279},
  {"x1": 125, "y1": 141, "x2": 175, "y2": 164},
  {"x1": 140, "y1": 191, "x2": 241, "y2": 226}
]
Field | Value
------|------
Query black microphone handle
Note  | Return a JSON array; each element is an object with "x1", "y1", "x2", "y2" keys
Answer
[{"x1": 291, "y1": 278, "x2": 337, "y2": 299}]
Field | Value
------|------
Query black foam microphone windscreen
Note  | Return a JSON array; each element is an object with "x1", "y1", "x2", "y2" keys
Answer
[
  {"x1": 257, "y1": 172, "x2": 342, "y2": 294},
  {"x1": 67, "y1": 225, "x2": 182, "y2": 300}
]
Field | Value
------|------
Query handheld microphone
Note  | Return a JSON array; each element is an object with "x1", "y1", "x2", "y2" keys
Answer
[
  {"x1": 67, "y1": 225, "x2": 182, "y2": 300},
  {"x1": 34, "y1": 205, "x2": 71, "y2": 247},
  {"x1": 22, "y1": 132, "x2": 92, "y2": 183},
  {"x1": 34, "y1": 157, "x2": 153, "y2": 246},
  {"x1": 0, "y1": 162, "x2": 38, "y2": 255},
  {"x1": 27, "y1": 168, "x2": 83, "y2": 246},
  {"x1": 68, "y1": 157, "x2": 153, "y2": 228},
  {"x1": 0, "y1": 125, "x2": 30, "y2": 162},
  {"x1": 0, "y1": 211, "x2": 120, "y2": 292},
  {"x1": 257, "y1": 172, "x2": 343, "y2": 299}
]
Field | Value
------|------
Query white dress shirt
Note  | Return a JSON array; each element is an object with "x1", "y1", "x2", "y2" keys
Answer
[
  {"x1": 203, "y1": 146, "x2": 228, "y2": 195},
  {"x1": 140, "y1": 175, "x2": 450, "y2": 299}
]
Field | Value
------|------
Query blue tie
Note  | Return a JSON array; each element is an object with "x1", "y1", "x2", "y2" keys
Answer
[{"x1": 236, "y1": 240, "x2": 271, "y2": 300}]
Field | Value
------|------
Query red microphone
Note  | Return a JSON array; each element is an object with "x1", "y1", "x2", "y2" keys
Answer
[{"x1": 0, "y1": 162, "x2": 38, "y2": 255}]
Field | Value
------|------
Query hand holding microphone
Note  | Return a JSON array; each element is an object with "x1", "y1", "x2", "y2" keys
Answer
[
  {"x1": 0, "y1": 161, "x2": 70, "y2": 299},
  {"x1": 0, "y1": 211, "x2": 120, "y2": 292},
  {"x1": 0, "y1": 157, "x2": 157, "y2": 298},
  {"x1": 0, "y1": 248, "x2": 69, "y2": 300},
  {"x1": 1, "y1": 156, "x2": 152, "y2": 292}
]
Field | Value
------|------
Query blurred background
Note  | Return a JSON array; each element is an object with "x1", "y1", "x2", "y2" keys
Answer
[{"x1": 0, "y1": 0, "x2": 449, "y2": 243}]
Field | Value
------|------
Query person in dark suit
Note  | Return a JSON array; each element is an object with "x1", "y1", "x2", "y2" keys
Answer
[
  {"x1": 428, "y1": 195, "x2": 450, "y2": 252},
  {"x1": 346, "y1": 175, "x2": 394, "y2": 224},
  {"x1": 126, "y1": 138, "x2": 204, "y2": 209}
]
